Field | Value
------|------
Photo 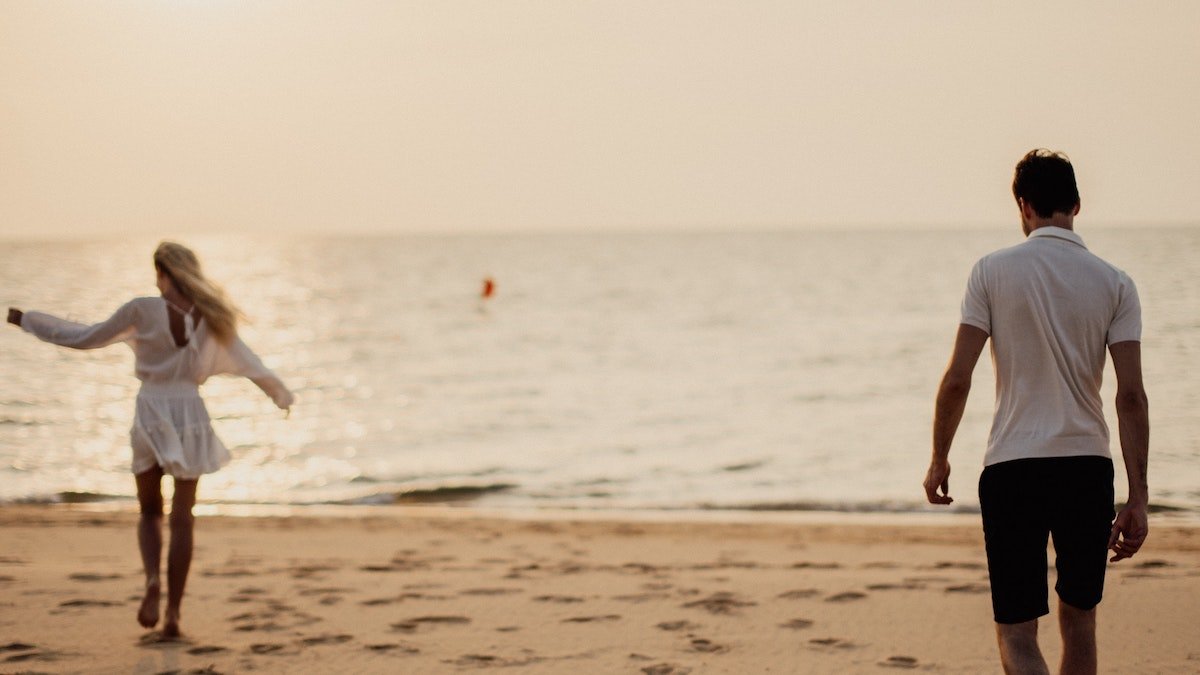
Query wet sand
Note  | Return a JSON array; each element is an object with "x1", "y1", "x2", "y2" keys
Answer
[{"x1": 0, "y1": 506, "x2": 1197, "y2": 674}]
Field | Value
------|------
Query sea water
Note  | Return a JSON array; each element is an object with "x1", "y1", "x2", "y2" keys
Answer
[{"x1": 1, "y1": 228, "x2": 1197, "y2": 516}]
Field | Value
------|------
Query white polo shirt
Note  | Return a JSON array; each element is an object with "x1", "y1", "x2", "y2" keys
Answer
[{"x1": 961, "y1": 226, "x2": 1141, "y2": 466}]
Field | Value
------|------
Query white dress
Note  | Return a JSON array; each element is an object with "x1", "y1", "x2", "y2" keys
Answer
[{"x1": 21, "y1": 296, "x2": 294, "y2": 479}]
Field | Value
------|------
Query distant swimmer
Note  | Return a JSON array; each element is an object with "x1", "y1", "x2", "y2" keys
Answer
[{"x1": 481, "y1": 276, "x2": 495, "y2": 299}]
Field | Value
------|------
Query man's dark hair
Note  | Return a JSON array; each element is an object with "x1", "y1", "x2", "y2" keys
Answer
[{"x1": 1012, "y1": 149, "x2": 1080, "y2": 218}]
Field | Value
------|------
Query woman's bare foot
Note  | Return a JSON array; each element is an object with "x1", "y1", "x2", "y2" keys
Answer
[
  {"x1": 162, "y1": 606, "x2": 181, "y2": 638},
  {"x1": 137, "y1": 577, "x2": 161, "y2": 628}
]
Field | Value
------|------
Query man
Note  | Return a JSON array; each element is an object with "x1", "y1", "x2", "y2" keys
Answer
[{"x1": 923, "y1": 149, "x2": 1149, "y2": 675}]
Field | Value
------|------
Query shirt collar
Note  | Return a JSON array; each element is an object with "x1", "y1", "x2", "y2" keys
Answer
[{"x1": 1028, "y1": 226, "x2": 1087, "y2": 249}]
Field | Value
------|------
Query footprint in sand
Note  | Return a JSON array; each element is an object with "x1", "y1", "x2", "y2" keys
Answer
[
  {"x1": 249, "y1": 643, "x2": 288, "y2": 655},
  {"x1": 777, "y1": 589, "x2": 820, "y2": 600},
  {"x1": 532, "y1": 594, "x2": 585, "y2": 604},
  {"x1": 57, "y1": 599, "x2": 122, "y2": 608},
  {"x1": 681, "y1": 592, "x2": 756, "y2": 615},
  {"x1": 202, "y1": 568, "x2": 255, "y2": 578},
  {"x1": 687, "y1": 638, "x2": 729, "y2": 654},
  {"x1": 642, "y1": 663, "x2": 692, "y2": 675},
  {"x1": 187, "y1": 645, "x2": 228, "y2": 655},
  {"x1": 5, "y1": 649, "x2": 68, "y2": 664},
  {"x1": 932, "y1": 561, "x2": 986, "y2": 571},
  {"x1": 809, "y1": 637, "x2": 860, "y2": 650},
  {"x1": 656, "y1": 620, "x2": 700, "y2": 632},
  {"x1": 905, "y1": 575, "x2": 953, "y2": 584},
  {"x1": 613, "y1": 592, "x2": 672, "y2": 603},
  {"x1": 451, "y1": 654, "x2": 500, "y2": 666},
  {"x1": 297, "y1": 586, "x2": 353, "y2": 597},
  {"x1": 229, "y1": 604, "x2": 322, "y2": 632},
  {"x1": 300, "y1": 588, "x2": 352, "y2": 606},
  {"x1": 562, "y1": 614, "x2": 621, "y2": 623},
  {"x1": 825, "y1": 591, "x2": 867, "y2": 603},
  {"x1": 360, "y1": 564, "x2": 400, "y2": 573},
  {"x1": 460, "y1": 587, "x2": 523, "y2": 596},
  {"x1": 288, "y1": 563, "x2": 340, "y2": 580},
  {"x1": 299, "y1": 634, "x2": 353, "y2": 646},
  {"x1": 2, "y1": 644, "x2": 58, "y2": 665},
  {"x1": 944, "y1": 583, "x2": 989, "y2": 594},
  {"x1": 867, "y1": 582, "x2": 923, "y2": 591},
  {"x1": 391, "y1": 616, "x2": 471, "y2": 633},
  {"x1": 878, "y1": 655, "x2": 920, "y2": 669},
  {"x1": 780, "y1": 618, "x2": 814, "y2": 630},
  {"x1": 1126, "y1": 560, "x2": 1176, "y2": 578},
  {"x1": 68, "y1": 572, "x2": 122, "y2": 582},
  {"x1": 361, "y1": 592, "x2": 444, "y2": 606},
  {"x1": 365, "y1": 643, "x2": 420, "y2": 654},
  {"x1": 448, "y1": 652, "x2": 545, "y2": 667},
  {"x1": 1, "y1": 643, "x2": 36, "y2": 652},
  {"x1": 137, "y1": 632, "x2": 191, "y2": 646}
]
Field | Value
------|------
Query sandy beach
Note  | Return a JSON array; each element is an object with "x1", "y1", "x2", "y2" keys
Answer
[{"x1": 0, "y1": 507, "x2": 1196, "y2": 674}]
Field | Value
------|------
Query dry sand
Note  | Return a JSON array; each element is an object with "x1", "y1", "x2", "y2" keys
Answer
[{"x1": 0, "y1": 506, "x2": 1197, "y2": 674}]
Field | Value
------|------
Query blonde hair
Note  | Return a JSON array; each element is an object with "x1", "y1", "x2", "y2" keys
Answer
[{"x1": 153, "y1": 241, "x2": 243, "y2": 344}]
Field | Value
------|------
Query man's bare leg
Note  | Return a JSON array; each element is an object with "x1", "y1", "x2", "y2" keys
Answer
[
  {"x1": 1058, "y1": 601, "x2": 1097, "y2": 675},
  {"x1": 163, "y1": 477, "x2": 198, "y2": 638},
  {"x1": 996, "y1": 619, "x2": 1050, "y2": 675},
  {"x1": 134, "y1": 467, "x2": 164, "y2": 629}
]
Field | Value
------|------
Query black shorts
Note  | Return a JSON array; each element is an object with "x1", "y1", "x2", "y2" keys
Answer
[{"x1": 978, "y1": 456, "x2": 1114, "y2": 624}]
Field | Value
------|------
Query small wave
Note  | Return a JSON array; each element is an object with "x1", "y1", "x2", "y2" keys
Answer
[
  {"x1": 721, "y1": 460, "x2": 767, "y2": 473},
  {"x1": 350, "y1": 467, "x2": 504, "y2": 486},
  {"x1": 703, "y1": 499, "x2": 982, "y2": 515},
  {"x1": 1141, "y1": 502, "x2": 1189, "y2": 515},
  {"x1": 0, "y1": 417, "x2": 48, "y2": 426},
  {"x1": 14, "y1": 491, "x2": 133, "y2": 505},
  {"x1": 333, "y1": 483, "x2": 517, "y2": 506}
]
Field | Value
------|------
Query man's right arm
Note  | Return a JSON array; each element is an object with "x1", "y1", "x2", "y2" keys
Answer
[
  {"x1": 924, "y1": 323, "x2": 989, "y2": 505},
  {"x1": 1108, "y1": 340, "x2": 1149, "y2": 562}
]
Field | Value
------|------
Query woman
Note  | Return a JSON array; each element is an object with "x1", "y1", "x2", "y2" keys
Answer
[{"x1": 6, "y1": 241, "x2": 294, "y2": 638}]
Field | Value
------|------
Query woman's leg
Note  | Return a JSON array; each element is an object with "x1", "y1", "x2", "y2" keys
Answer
[
  {"x1": 163, "y1": 476, "x2": 198, "y2": 637},
  {"x1": 134, "y1": 466, "x2": 165, "y2": 628}
]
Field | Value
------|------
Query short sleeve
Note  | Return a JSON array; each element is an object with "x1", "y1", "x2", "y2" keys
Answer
[
  {"x1": 1107, "y1": 273, "x2": 1141, "y2": 345},
  {"x1": 960, "y1": 258, "x2": 991, "y2": 335}
]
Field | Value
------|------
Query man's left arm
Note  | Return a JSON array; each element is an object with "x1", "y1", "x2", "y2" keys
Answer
[
  {"x1": 924, "y1": 324, "x2": 989, "y2": 505},
  {"x1": 1108, "y1": 340, "x2": 1149, "y2": 562}
]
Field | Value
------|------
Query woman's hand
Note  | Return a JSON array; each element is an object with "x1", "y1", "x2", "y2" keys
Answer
[{"x1": 7, "y1": 308, "x2": 22, "y2": 326}]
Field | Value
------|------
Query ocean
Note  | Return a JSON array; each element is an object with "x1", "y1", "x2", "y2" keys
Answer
[{"x1": 2, "y1": 228, "x2": 1197, "y2": 517}]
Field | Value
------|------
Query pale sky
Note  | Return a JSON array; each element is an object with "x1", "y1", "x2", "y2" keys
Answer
[{"x1": 2, "y1": 1, "x2": 1198, "y2": 237}]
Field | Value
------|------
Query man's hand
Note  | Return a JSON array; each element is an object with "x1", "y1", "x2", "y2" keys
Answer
[
  {"x1": 6, "y1": 308, "x2": 22, "y2": 326},
  {"x1": 926, "y1": 325, "x2": 986, "y2": 507},
  {"x1": 1108, "y1": 503, "x2": 1148, "y2": 562},
  {"x1": 923, "y1": 460, "x2": 953, "y2": 505}
]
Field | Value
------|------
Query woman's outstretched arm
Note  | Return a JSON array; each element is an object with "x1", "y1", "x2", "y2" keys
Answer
[
  {"x1": 13, "y1": 300, "x2": 139, "y2": 350},
  {"x1": 210, "y1": 336, "x2": 295, "y2": 411}
]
